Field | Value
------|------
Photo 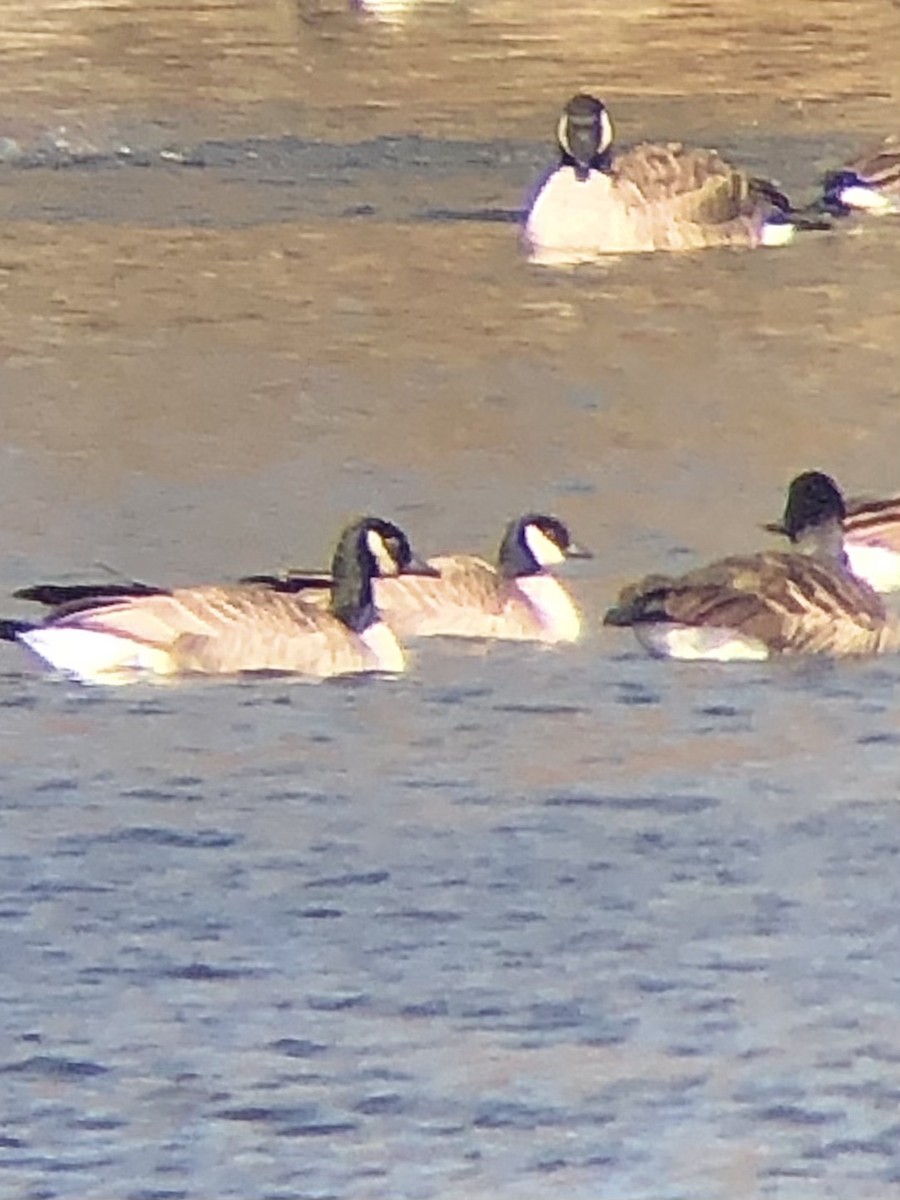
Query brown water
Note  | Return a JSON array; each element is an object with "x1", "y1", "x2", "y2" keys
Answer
[{"x1": 1, "y1": 2, "x2": 900, "y2": 1198}]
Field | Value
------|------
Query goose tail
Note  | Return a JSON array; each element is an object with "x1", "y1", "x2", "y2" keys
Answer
[
  {"x1": 0, "y1": 618, "x2": 36, "y2": 642},
  {"x1": 603, "y1": 577, "x2": 671, "y2": 627}
]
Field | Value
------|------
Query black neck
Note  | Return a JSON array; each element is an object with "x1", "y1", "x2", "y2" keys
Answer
[
  {"x1": 497, "y1": 523, "x2": 539, "y2": 579},
  {"x1": 329, "y1": 536, "x2": 377, "y2": 631},
  {"x1": 560, "y1": 147, "x2": 611, "y2": 176}
]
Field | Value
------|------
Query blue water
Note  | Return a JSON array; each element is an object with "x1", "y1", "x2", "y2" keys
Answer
[{"x1": 2, "y1": 645, "x2": 900, "y2": 1198}]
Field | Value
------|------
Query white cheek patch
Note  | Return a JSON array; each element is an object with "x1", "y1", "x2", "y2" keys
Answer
[
  {"x1": 366, "y1": 529, "x2": 399, "y2": 577},
  {"x1": 524, "y1": 523, "x2": 567, "y2": 567},
  {"x1": 556, "y1": 112, "x2": 570, "y2": 156},
  {"x1": 599, "y1": 108, "x2": 614, "y2": 155}
]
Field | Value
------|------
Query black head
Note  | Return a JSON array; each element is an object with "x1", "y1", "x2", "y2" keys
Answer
[
  {"x1": 770, "y1": 471, "x2": 847, "y2": 542},
  {"x1": 498, "y1": 513, "x2": 591, "y2": 577},
  {"x1": 331, "y1": 517, "x2": 437, "y2": 630},
  {"x1": 557, "y1": 94, "x2": 613, "y2": 180}
]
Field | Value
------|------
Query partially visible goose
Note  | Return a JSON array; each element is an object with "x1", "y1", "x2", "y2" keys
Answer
[
  {"x1": 821, "y1": 136, "x2": 900, "y2": 215},
  {"x1": 766, "y1": 474, "x2": 900, "y2": 594},
  {"x1": 523, "y1": 93, "x2": 811, "y2": 263},
  {"x1": 1, "y1": 517, "x2": 437, "y2": 684},
  {"x1": 604, "y1": 472, "x2": 900, "y2": 660},
  {"x1": 246, "y1": 514, "x2": 591, "y2": 644}
]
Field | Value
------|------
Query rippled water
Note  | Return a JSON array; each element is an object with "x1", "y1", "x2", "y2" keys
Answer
[{"x1": 1, "y1": 1, "x2": 900, "y2": 1197}]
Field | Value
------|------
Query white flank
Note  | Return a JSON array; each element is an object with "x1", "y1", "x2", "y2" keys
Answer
[
  {"x1": 759, "y1": 219, "x2": 796, "y2": 248},
  {"x1": 20, "y1": 627, "x2": 173, "y2": 684},
  {"x1": 634, "y1": 622, "x2": 770, "y2": 662},
  {"x1": 837, "y1": 184, "x2": 895, "y2": 213},
  {"x1": 845, "y1": 542, "x2": 900, "y2": 594},
  {"x1": 515, "y1": 575, "x2": 581, "y2": 643},
  {"x1": 359, "y1": 619, "x2": 406, "y2": 673}
]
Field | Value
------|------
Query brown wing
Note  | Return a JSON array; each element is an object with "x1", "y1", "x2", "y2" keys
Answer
[
  {"x1": 375, "y1": 555, "x2": 542, "y2": 639},
  {"x1": 606, "y1": 552, "x2": 887, "y2": 656},
  {"x1": 611, "y1": 142, "x2": 750, "y2": 221}
]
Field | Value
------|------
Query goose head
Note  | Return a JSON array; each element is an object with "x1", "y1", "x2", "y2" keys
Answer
[
  {"x1": 498, "y1": 514, "x2": 591, "y2": 578},
  {"x1": 557, "y1": 93, "x2": 614, "y2": 181},
  {"x1": 764, "y1": 471, "x2": 849, "y2": 565},
  {"x1": 331, "y1": 517, "x2": 437, "y2": 631}
]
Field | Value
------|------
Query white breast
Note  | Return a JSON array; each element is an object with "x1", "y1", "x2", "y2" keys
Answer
[
  {"x1": 524, "y1": 168, "x2": 640, "y2": 262},
  {"x1": 513, "y1": 575, "x2": 582, "y2": 644},
  {"x1": 359, "y1": 619, "x2": 407, "y2": 673}
]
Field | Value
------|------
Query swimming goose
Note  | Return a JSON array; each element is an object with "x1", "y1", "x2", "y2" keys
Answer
[
  {"x1": 1, "y1": 517, "x2": 437, "y2": 684},
  {"x1": 766, "y1": 476, "x2": 900, "y2": 594},
  {"x1": 246, "y1": 514, "x2": 591, "y2": 644},
  {"x1": 821, "y1": 136, "x2": 900, "y2": 215},
  {"x1": 524, "y1": 93, "x2": 806, "y2": 262},
  {"x1": 604, "y1": 472, "x2": 900, "y2": 660}
]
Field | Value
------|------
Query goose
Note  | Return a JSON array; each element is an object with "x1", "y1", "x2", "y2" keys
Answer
[
  {"x1": 523, "y1": 93, "x2": 816, "y2": 262},
  {"x1": 0, "y1": 517, "x2": 437, "y2": 684},
  {"x1": 766, "y1": 478, "x2": 900, "y2": 594},
  {"x1": 821, "y1": 135, "x2": 900, "y2": 215},
  {"x1": 603, "y1": 472, "x2": 900, "y2": 660},
  {"x1": 246, "y1": 514, "x2": 590, "y2": 644}
]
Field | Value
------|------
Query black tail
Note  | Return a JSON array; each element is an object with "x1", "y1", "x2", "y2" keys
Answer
[
  {"x1": 240, "y1": 572, "x2": 333, "y2": 594},
  {"x1": 0, "y1": 618, "x2": 35, "y2": 642},
  {"x1": 603, "y1": 576, "x2": 674, "y2": 627},
  {"x1": 790, "y1": 204, "x2": 837, "y2": 232},
  {"x1": 14, "y1": 581, "x2": 162, "y2": 606},
  {"x1": 747, "y1": 177, "x2": 835, "y2": 231}
]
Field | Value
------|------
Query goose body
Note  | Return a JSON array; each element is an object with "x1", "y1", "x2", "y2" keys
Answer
[
  {"x1": 604, "y1": 472, "x2": 900, "y2": 661},
  {"x1": 3, "y1": 518, "x2": 435, "y2": 684},
  {"x1": 822, "y1": 136, "x2": 900, "y2": 215},
  {"x1": 377, "y1": 515, "x2": 590, "y2": 642},
  {"x1": 252, "y1": 515, "x2": 590, "y2": 644},
  {"x1": 524, "y1": 94, "x2": 799, "y2": 263}
]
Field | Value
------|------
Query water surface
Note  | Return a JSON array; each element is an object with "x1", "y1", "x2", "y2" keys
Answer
[{"x1": 1, "y1": 1, "x2": 900, "y2": 1197}]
